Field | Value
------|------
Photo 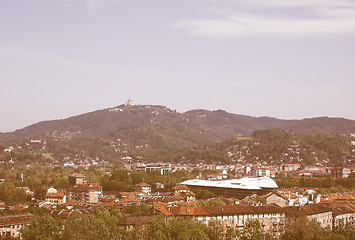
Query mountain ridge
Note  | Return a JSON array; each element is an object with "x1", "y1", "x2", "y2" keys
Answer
[{"x1": 1, "y1": 104, "x2": 354, "y2": 145}]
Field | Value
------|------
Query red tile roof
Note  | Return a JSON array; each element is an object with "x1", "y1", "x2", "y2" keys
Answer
[
  {"x1": 67, "y1": 183, "x2": 102, "y2": 191},
  {"x1": 135, "y1": 182, "x2": 151, "y2": 187},
  {"x1": 117, "y1": 215, "x2": 161, "y2": 226},
  {"x1": 164, "y1": 204, "x2": 283, "y2": 217},
  {"x1": 173, "y1": 185, "x2": 190, "y2": 191},
  {"x1": 45, "y1": 191, "x2": 66, "y2": 198},
  {"x1": 301, "y1": 204, "x2": 332, "y2": 215},
  {"x1": 69, "y1": 173, "x2": 86, "y2": 178},
  {"x1": 0, "y1": 214, "x2": 33, "y2": 226}
]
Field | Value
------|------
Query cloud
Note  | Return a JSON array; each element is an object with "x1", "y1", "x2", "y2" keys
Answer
[
  {"x1": 57, "y1": 0, "x2": 121, "y2": 13},
  {"x1": 241, "y1": 0, "x2": 355, "y2": 8},
  {"x1": 0, "y1": 46, "x2": 114, "y2": 69},
  {"x1": 175, "y1": 2, "x2": 355, "y2": 38}
]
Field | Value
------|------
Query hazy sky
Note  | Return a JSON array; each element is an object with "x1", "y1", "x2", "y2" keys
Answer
[{"x1": 1, "y1": 0, "x2": 355, "y2": 132}]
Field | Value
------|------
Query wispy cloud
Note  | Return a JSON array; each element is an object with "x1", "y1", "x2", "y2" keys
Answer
[
  {"x1": 0, "y1": 46, "x2": 114, "y2": 69},
  {"x1": 57, "y1": 0, "x2": 123, "y2": 13},
  {"x1": 240, "y1": 0, "x2": 355, "y2": 8},
  {"x1": 175, "y1": 0, "x2": 355, "y2": 38}
]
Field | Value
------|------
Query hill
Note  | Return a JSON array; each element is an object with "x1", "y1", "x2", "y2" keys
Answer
[{"x1": 0, "y1": 104, "x2": 355, "y2": 148}]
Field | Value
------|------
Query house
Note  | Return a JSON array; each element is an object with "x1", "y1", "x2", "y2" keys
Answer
[
  {"x1": 172, "y1": 185, "x2": 196, "y2": 202},
  {"x1": 266, "y1": 190, "x2": 299, "y2": 207},
  {"x1": 0, "y1": 201, "x2": 7, "y2": 210},
  {"x1": 0, "y1": 214, "x2": 33, "y2": 239},
  {"x1": 156, "y1": 182, "x2": 164, "y2": 189},
  {"x1": 252, "y1": 167, "x2": 272, "y2": 178},
  {"x1": 172, "y1": 185, "x2": 190, "y2": 194},
  {"x1": 45, "y1": 190, "x2": 67, "y2": 204},
  {"x1": 280, "y1": 164, "x2": 301, "y2": 172},
  {"x1": 69, "y1": 172, "x2": 87, "y2": 186},
  {"x1": 67, "y1": 183, "x2": 103, "y2": 203},
  {"x1": 135, "y1": 182, "x2": 151, "y2": 195}
]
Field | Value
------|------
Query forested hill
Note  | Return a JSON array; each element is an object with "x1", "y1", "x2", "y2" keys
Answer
[{"x1": 0, "y1": 104, "x2": 354, "y2": 146}]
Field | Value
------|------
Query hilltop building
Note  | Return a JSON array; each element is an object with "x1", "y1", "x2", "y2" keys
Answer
[{"x1": 125, "y1": 99, "x2": 133, "y2": 106}]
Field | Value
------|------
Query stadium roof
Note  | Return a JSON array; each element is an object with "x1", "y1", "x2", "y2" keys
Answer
[{"x1": 181, "y1": 177, "x2": 278, "y2": 190}]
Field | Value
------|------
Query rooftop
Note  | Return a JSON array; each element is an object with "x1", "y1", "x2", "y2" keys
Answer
[
  {"x1": 0, "y1": 214, "x2": 33, "y2": 226},
  {"x1": 181, "y1": 176, "x2": 278, "y2": 190}
]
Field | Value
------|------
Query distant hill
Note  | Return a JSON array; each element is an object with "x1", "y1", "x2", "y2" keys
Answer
[{"x1": 0, "y1": 104, "x2": 354, "y2": 147}]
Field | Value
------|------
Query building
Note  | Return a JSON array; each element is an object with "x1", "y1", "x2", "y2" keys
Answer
[
  {"x1": 118, "y1": 215, "x2": 161, "y2": 231},
  {"x1": 172, "y1": 185, "x2": 190, "y2": 194},
  {"x1": 330, "y1": 167, "x2": 353, "y2": 178},
  {"x1": 280, "y1": 164, "x2": 301, "y2": 172},
  {"x1": 158, "y1": 205, "x2": 285, "y2": 238},
  {"x1": 172, "y1": 185, "x2": 196, "y2": 202},
  {"x1": 252, "y1": 167, "x2": 271, "y2": 178},
  {"x1": 67, "y1": 183, "x2": 102, "y2": 203},
  {"x1": 331, "y1": 205, "x2": 354, "y2": 228},
  {"x1": 34, "y1": 186, "x2": 55, "y2": 200},
  {"x1": 181, "y1": 177, "x2": 278, "y2": 199},
  {"x1": 135, "y1": 182, "x2": 151, "y2": 194},
  {"x1": 0, "y1": 201, "x2": 7, "y2": 210},
  {"x1": 69, "y1": 172, "x2": 87, "y2": 186},
  {"x1": 45, "y1": 190, "x2": 67, "y2": 204},
  {"x1": 145, "y1": 166, "x2": 170, "y2": 175},
  {"x1": 0, "y1": 214, "x2": 33, "y2": 239},
  {"x1": 266, "y1": 190, "x2": 299, "y2": 207},
  {"x1": 301, "y1": 204, "x2": 333, "y2": 229}
]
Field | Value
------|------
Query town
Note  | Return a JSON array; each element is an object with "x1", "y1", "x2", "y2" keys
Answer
[{"x1": 1, "y1": 153, "x2": 354, "y2": 239}]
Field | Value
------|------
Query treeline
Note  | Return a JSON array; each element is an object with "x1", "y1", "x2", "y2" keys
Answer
[
  {"x1": 0, "y1": 166, "x2": 194, "y2": 205},
  {"x1": 101, "y1": 169, "x2": 191, "y2": 193},
  {"x1": 19, "y1": 210, "x2": 354, "y2": 240},
  {"x1": 276, "y1": 175, "x2": 355, "y2": 191}
]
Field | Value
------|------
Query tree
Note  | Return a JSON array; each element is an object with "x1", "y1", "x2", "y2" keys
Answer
[
  {"x1": 145, "y1": 217, "x2": 210, "y2": 240},
  {"x1": 62, "y1": 213, "x2": 111, "y2": 240},
  {"x1": 0, "y1": 184, "x2": 27, "y2": 205},
  {"x1": 206, "y1": 220, "x2": 225, "y2": 240},
  {"x1": 237, "y1": 219, "x2": 265, "y2": 240},
  {"x1": 21, "y1": 215, "x2": 62, "y2": 240},
  {"x1": 281, "y1": 217, "x2": 325, "y2": 240}
]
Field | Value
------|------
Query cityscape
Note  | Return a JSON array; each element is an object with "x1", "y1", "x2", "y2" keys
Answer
[
  {"x1": 1, "y1": 0, "x2": 355, "y2": 239},
  {"x1": 0, "y1": 109, "x2": 354, "y2": 239}
]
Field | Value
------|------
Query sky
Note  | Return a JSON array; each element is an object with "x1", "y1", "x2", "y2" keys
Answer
[{"x1": 1, "y1": 0, "x2": 355, "y2": 132}]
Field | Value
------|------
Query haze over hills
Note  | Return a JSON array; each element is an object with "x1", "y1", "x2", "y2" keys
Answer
[{"x1": 0, "y1": 104, "x2": 355, "y2": 146}]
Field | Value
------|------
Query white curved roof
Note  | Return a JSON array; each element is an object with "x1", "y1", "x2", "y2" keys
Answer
[{"x1": 181, "y1": 176, "x2": 278, "y2": 190}]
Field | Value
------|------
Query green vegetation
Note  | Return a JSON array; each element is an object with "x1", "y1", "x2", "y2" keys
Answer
[
  {"x1": 21, "y1": 215, "x2": 353, "y2": 240},
  {"x1": 277, "y1": 175, "x2": 355, "y2": 190},
  {"x1": 281, "y1": 217, "x2": 354, "y2": 240},
  {"x1": 21, "y1": 209, "x2": 127, "y2": 240},
  {"x1": 0, "y1": 184, "x2": 27, "y2": 205}
]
